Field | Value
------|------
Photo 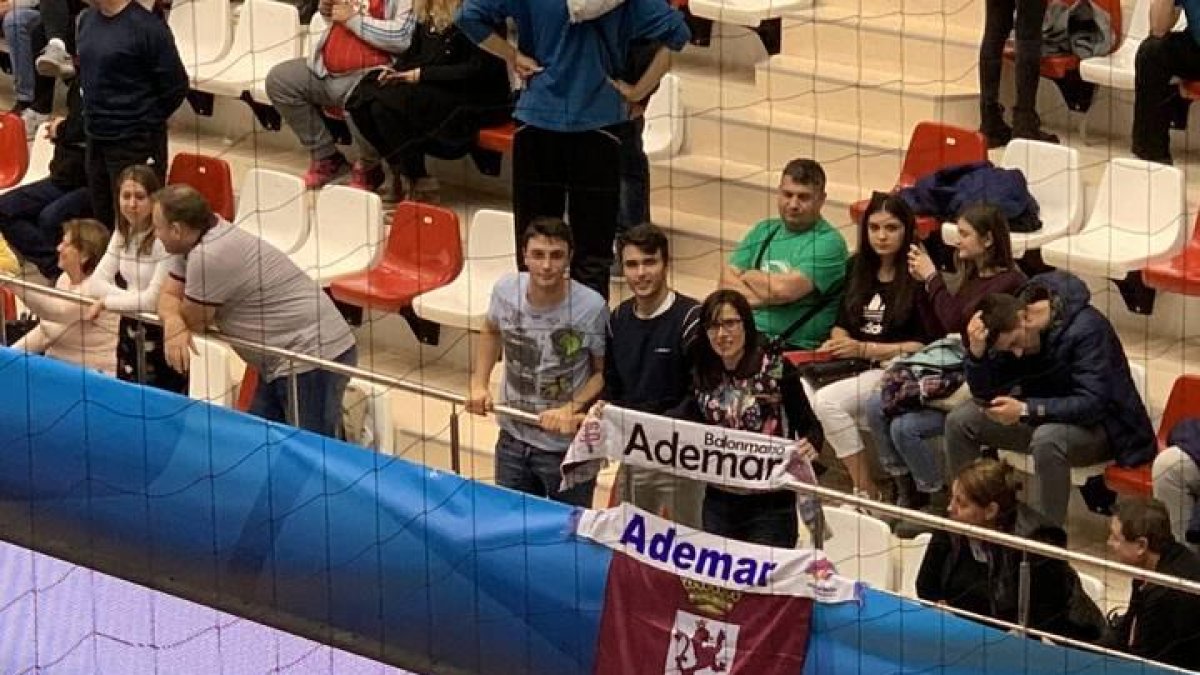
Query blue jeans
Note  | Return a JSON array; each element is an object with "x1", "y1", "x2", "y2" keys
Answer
[
  {"x1": 1, "y1": 6, "x2": 40, "y2": 103},
  {"x1": 0, "y1": 179, "x2": 91, "y2": 279},
  {"x1": 247, "y1": 346, "x2": 356, "y2": 439},
  {"x1": 865, "y1": 391, "x2": 948, "y2": 493},
  {"x1": 616, "y1": 116, "x2": 649, "y2": 236},
  {"x1": 494, "y1": 430, "x2": 596, "y2": 508}
]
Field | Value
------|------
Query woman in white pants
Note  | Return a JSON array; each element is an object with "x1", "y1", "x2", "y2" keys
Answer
[{"x1": 812, "y1": 193, "x2": 936, "y2": 497}]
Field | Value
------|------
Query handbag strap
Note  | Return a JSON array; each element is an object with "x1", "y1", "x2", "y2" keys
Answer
[{"x1": 770, "y1": 278, "x2": 846, "y2": 351}]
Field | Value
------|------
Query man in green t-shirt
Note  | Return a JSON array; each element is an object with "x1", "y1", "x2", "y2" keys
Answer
[{"x1": 720, "y1": 158, "x2": 849, "y2": 349}]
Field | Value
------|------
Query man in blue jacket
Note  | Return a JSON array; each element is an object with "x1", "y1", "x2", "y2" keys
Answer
[
  {"x1": 944, "y1": 271, "x2": 1156, "y2": 526},
  {"x1": 455, "y1": 0, "x2": 689, "y2": 299}
]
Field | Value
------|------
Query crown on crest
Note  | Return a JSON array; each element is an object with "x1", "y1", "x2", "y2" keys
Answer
[{"x1": 681, "y1": 579, "x2": 741, "y2": 618}]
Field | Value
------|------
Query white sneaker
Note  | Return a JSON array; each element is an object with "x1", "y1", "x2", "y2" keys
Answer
[
  {"x1": 35, "y1": 41, "x2": 75, "y2": 80},
  {"x1": 19, "y1": 109, "x2": 50, "y2": 142}
]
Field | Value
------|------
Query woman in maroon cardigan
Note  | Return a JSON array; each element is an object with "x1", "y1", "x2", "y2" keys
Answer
[{"x1": 865, "y1": 203, "x2": 1025, "y2": 524}]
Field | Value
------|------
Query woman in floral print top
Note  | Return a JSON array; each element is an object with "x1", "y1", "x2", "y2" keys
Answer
[{"x1": 670, "y1": 289, "x2": 825, "y2": 548}]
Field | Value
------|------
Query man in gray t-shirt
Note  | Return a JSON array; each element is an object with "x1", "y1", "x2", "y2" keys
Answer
[
  {"x1": 466, "y1": 217, "x2": 608, "y2": 507},
  {"x1": 154, "y1": 184, "x2": 357, "y2": 438}
]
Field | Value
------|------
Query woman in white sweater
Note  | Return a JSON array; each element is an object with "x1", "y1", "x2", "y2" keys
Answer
[
  {"x1": 9, "y1": 219, "x2": 119, "y2": 374},
  {"x1": 86, "y1": 165, "x2": 186, "y2": 393}
]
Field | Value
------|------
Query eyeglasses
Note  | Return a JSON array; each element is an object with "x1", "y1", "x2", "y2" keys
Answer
[{"x1": 705, "y1": 318, "x2": 744, "y2": 334}]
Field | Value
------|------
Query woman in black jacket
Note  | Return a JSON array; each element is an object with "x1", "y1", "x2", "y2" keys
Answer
[
  {"x1": 346, "y1": 0, "x2": 511, "y2": 202},
  {"x1": 916, "y1": 459, "x2": 1104, "y2": 640},
  {"x1": 667, "y1": 289, "x2": 824, "y2": 548}
]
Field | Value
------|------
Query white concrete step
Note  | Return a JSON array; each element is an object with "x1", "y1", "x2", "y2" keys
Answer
[
  {"x1": 686, "y1": 105, "x2": 905, "y2": 194},
  {"x1": 755, "y1": 54, "x2": 980, "y2": 136},
  {"x1": 649, "y1": 154, "x2": 861, "y2": 261},
  {"x1": 781, "y1": 5, "x2": 981, "y2": 82},
  {"x1": 815, "y1": 0, "x2": 985, "y2": 25}
]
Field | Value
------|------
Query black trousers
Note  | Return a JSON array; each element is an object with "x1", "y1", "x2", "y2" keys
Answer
[
  {"x1": 979, "y1": 0, "x2": 1046, "y2": 123},
  {"x1": 702, "y1": 486, "x2": 798, "y2": 549},
  {"x1": 1132, "y1": 32, "x2": 1200, "y2": 163},
  {"x1": 86, "y1": 131, "x2": 168, "y2": 229},
  {"x1": 511, "y1": 124, "x2": 622, "y2": 300},
  {"x1": 38, "y1": 0, "x2": 84, "y2": 49}
]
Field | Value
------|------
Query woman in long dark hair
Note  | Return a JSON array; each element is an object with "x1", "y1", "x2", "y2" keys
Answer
[
  {"x1": 669, "y1": 289, "x2": 823, "y2": 548},
  {"x1": 346, "y1": 0, "x2": 511, "y2": 203},
  {"x1": 811, "y1": 192, "x2": 934, "y2": 498},
  {"x1": 978, "y1": 0, "x2": 1057, "y2": 145},
  {"x1": 86, "y1": 164, "x2": 186, "y2": 393}
]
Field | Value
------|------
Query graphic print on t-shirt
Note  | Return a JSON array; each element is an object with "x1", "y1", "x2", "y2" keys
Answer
[
  {"x1": 861, "y1": 292, "x2": 886, "y2": 337},
  {"x1": 502, "y1": 326, "x2": 589, "y2": 402}
]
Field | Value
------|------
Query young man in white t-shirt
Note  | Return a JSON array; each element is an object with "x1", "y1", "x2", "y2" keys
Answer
[{"x1": 465, "y1": 217, "x2": 608, "y2": 507}]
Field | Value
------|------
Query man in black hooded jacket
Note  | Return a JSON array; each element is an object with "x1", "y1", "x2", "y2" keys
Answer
[{"x1": 944, "y1": 271, "x2": 1156, "y2": 527}]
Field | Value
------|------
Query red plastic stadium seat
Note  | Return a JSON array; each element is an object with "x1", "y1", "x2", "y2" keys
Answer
[
  {"x1": 477, "y1": 121, "x2": 516, "y2": 154},
  {"x1": 1143, "y1": 212, "x2": 1200, "y2": 295},
  {"x1": 329, "y1": 201, "x2": 464, "y2": 312},
  {"x1": 848, "y1": 122, "x2": 988, "y2": 237},
  {"x1": 1105, "y1": 374, "x2": 1200, "y2": 495},
  {"x1": 0, "y1": 287, "x2": 15, "y2": 323},
  {"x1": 1003, "y1": 0, "x2": 1121, "y2": 86},
  {"x1": 235, "y1": 367, "x2": 259, "y2": 412},
  {"x1": 0, "y1": 112, "x2": 30, "y2": 189},
  {"x1": 167, "y1": 153, "x2": 236, "y2": 222}
]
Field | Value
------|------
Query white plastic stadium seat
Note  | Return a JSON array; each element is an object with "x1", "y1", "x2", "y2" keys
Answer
[
  {"x1": 1076, "y1": 571, "x2": 1108, "y2": 610},
  {"x1": 253, "y1": 12, "x2": 327, "y2": 103},
  {"x1": 171, "y1": 0, "x2": 233, "y2": 76},
  {"x1": 643, "y1": 73, "x2": 684, "y2": 161},
  {"x1": 688, "y1": 0, "x2": 814, "y2": 26},
  {"x1": 290, "y1": 185, "x2": 383, "y2": 285},
  {"x1": 807, "y1": 506, "x2": 894, "y2": 590},
  {"x1": 188, "y1": 336, "x2": 236, "y2": 407},
  {"x1": 1080, "y1": 0, "x2": 1184, "y2": 91},
  {"x1": 0, "y1": 123, "x2": 52, "y2": 196},
  {"x1": 941, "y1": 140, "x2": 1083, "y2": 257},
  {"x1": 1041, "y1": 159, "x2": 1186, "y2": 278},
  {"x1": 1000, "y1": 362, "x2": 1148, "y2": 486},
  {"x1": 413, "y1": 210, "x2": 517, "y2": 330},
  {"x1": 344, "y1": 378, "x2": 395, "y2": 454},
  {"x1": 192, "y1": 0, "x2": 302, "y2": 99},
  {"x1": 235, "y1": 168, "x2": 310, "y2": 254},
  {"x1": 896, "y1": 532, "x2": 932, "y2": 599}
]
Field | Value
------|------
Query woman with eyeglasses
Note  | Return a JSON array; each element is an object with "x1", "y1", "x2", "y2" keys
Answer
[{"x1": 667, "y1": 289, "x2": 823, "y2": 548}]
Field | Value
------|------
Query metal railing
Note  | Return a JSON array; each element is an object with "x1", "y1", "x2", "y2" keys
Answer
[
  {"x1": 0, "y1": 273, "x2": 539, "y2": 475},
  {"x1": 5, "y1": 272, "x2": 1200, "y2": 661}
]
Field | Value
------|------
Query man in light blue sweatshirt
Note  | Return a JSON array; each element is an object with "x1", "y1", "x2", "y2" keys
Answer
[{"x1": 456, "y1": 0, "x2": 689, "y2": 299}]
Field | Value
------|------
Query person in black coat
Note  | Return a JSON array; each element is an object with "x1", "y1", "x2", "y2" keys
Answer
[
  {"x1": 1101, "y1": 497, "x2": 1200, "y2": 670},
  {"x1": 346, "y1": 0, "x2": 511, "y2": 202},
  {"x1": 917, "y1": 459, "x2": 1104, "y2": 641},
  {"x1": 943, "y1": 271, "x2": 1156, "y2": 526}
]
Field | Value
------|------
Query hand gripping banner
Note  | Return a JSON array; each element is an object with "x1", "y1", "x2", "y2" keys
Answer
[{"x1": 561, "y1": 404, "x2": 827, "y2": 539}]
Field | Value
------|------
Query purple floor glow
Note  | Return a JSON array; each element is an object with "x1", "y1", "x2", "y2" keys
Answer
[{"x1": 0, "y1": 539, "x2": 417, "y2": 674}]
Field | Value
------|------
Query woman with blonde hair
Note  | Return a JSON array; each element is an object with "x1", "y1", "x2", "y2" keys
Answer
[
  {"x1": 86, "y1": 164, "x2": 185, "y2": 392},
  {"x1": 346, "y1": 0, "x2": 511, "y2": 202},
  {"x1": 6, "y1": 218, "x2": 118, "y2": 374}
]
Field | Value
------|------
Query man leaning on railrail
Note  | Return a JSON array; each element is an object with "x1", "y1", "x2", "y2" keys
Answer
[
  {"x1": 1101, "y1": 497, "x2": 1200, "y2": 671},
  {"x1": 152, "y1": 185, "x2": 358, "y2": 439}
]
